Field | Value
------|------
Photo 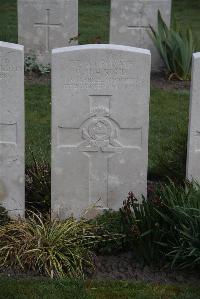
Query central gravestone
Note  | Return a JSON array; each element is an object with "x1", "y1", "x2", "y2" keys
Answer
[
  {"x1": 18, "y1": 0, "x2": 78, "y2": 64},
  {"x1": 52, "y1": 44, "x2": 151, "y2": 219}
]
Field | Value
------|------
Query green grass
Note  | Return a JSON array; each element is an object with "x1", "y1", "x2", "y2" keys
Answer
[
  {"x1": 25, "y1": 84, "x2": 51, "y2": 164},
  {"x1": 79, "y1": 0, "x2": 111, "y2": 44},
  {"x1": 0, "y1": 0, "x2": 17, "y2": 43},
  {"x1": 172, "y1": 0, "x2": 200, "y2": 50},
  {"x1": 0, "y1": 279, "x2": 200, "y2": 299},
  {"x1": 149, "y1": 88, "x2": 189, "y2": 178},
  {"x1": 0, "y1": 278, "x2": 87, "y2": 299}
]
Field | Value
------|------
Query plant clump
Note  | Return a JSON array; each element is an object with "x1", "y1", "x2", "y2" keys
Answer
[
  {"x1": 150, "y1": 11, "x2": 195, "y2": 81},
  {"x1": 0, "y1": 213, "x2": 119, "y2": 278}
]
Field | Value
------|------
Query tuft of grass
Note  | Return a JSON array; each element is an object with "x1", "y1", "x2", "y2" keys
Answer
[{"x1": 0, "y1": 213, "x2": 114, "y2": 278}]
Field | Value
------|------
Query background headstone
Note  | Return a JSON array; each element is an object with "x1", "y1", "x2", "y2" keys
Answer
[
  {"x1": 187, "y1": 52, "x2": 200, "y2": 181},
  {"x1": 52, "y1": 44, "x2": 151, "y2": 219},
  {"x1": 18, "y1": 0, "x2": 78, "y2": 64},
  {"x1": 0, "y1": 41, "x2": 24, "y2": 218},
  {"x1": 110, "y1": 0, "x2": 171, "y2": 71}
]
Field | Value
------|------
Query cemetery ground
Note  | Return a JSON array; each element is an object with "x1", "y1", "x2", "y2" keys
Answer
[
  {"x1": 1, "y1": 0, "x2": 200, "y2": 298},
  {"x1": 1, "y1": 279, "x2": 200, "y2": 299}
]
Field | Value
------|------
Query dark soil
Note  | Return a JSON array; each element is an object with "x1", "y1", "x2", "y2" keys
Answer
[
  {"x1": 151, "y1": 72, "x2": 191, "y2": 91},
  {"x1": 89, "y1": 252, "x2": 200, "y2": 284},
  {"x1": 25, "y1": 72, "x2": 50, "y2": 85}
]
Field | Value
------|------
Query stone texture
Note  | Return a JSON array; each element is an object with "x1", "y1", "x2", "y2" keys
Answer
[
  {"x1": 52, "y1": 44, "x2": 151, "y2": 219},
  {"x1": 0, "y1": 42, "x2": 24, "y2": 218},
  {"x1": 186, "y1": 53, "x2": 200, "y2": 181},
  {"x1": 18, "y1": 0, "x2": 78, "y2": 64},
  {"x1": 110, "y1": 0, "x2": 171, "y2": 71}
]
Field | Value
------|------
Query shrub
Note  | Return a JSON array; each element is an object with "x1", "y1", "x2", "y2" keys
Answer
[
  {"x1": 150, "y1": 11, "x2": 194, "y2": 80},
  {"x1": 25, "y1": 53, "x2": 50, "y2": 75},
  {"x1": 0, "y1": 213, "x2": 116, "y2": 278},
  {"x1": 120, "y1": 192, "x2": 168, "y2": 264},
  {"x1": 120, "y1": 182, "x2": 200, "y2": 270},
  {"x1": 155, "y1": 181, "x2": 200, "y2": 269}
]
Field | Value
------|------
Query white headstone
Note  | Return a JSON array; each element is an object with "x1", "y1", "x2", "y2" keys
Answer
[
  {"x1": 18, "y1": 0, "x2": 78, "y2": 64},
  {"x1": 187, "y1": 53, "x2": 200, "y2": 181},
  {"x1": 0, "y1": 41, "x2": 24, "y2": 219},
  {"x1": 110, "y1": 0, "x2": 171, "y2": 71},
  {"x1": 52, "y1": 44, "x2": 151, "y2": 219}
]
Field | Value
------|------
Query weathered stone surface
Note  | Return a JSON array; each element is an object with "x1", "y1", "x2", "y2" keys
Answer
[
  {"x1": 0, "y1": 42, "x2": 24, "y2": 218},
  {"x1": 110, "y1": 0, "x2": 171, "y2": 70},
  {"x1": 52, "y1": 44, "x2": 150, "y2": 219},
  {"x1": 187, "y1": 53, "x2": 200, "y2": 181},
  {"x1": 18, "y1": 0, "x2": 78, "y2": 64}
]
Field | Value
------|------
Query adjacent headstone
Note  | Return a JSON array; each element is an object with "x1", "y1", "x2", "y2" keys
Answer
[
  {"x1": 52, "y1": 44, "x2": 151, "y2": 219},
  {"x1": 0, "y1": 41, "x2": 24, "y2": 218},
  {"x1": 186, "y1": 53, "x2": 200, "y2": 181},
  {"x1": 110, "y1": 0, "x2": 171, "y2": 70},
  {"x1": 18, "y1": 0, "x2": 78, "y2": 64}
]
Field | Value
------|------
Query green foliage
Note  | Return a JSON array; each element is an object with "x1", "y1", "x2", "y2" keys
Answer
[
  {"x1": 150, "y1": 11, "x2": 195, "y2": 80},
  {"x1": 25, "y1": 150, "x2": 50, "y2": 214},
  {"x1": 0, "y1": 213, "x2": 113, "y2": 278},
  {"x1": 120, "y1": 192, "x2": 168, "y2": 264},
  {"x1": 120, "y1": 182, "x2": 200, "y2": 270},
  {"x1": 155, "y1": 181, "x2": 200, "y2": 269},
  {"x1": 25, "y1": 53, "x2": 50, "y2": 75}
]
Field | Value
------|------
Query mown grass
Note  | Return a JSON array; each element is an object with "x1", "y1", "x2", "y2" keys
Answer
[
  {"x1": 25, "y1": 84, "x2": 51, "y2": 164},
  {"x1": 0, "y1": 278, "x2": 200, "y2": 299},
  {"x1": 172, "y1": 0, "x2": 200, "y2": 50}
]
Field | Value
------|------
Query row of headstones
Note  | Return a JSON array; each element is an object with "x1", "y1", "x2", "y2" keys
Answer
[
  {"x1": 18, "y1": 0, "x2": 171, "y2": 70},
  {"x1": 0, "y1": 41, "x2": 199, "y2": 220}
]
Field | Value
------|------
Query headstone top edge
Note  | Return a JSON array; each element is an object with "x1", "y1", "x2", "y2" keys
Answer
[
  {"x1": 0, "y1": 41, "x2": 24, "y2": 51},
  {"x1": 193, "y1": 52, "x2": 200, "y2": 60},
  {"x1": 52, "y1": 44, "x2": 151, "y2": 56}
]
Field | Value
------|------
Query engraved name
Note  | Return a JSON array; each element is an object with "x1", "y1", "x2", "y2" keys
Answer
[{"x1": 63, "y1": 59, "x2": 139, "y2": 89}]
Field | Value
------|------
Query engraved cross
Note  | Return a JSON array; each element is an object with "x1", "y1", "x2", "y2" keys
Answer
[
  {"x1": 34, "y1": 9, "x2": 62, "y2": 52},
  {"x1": 127, "y1": 3, "x2": 149, "y2": 47},
  {"x1": 57, "y1": 95, "x2": 142, "y2": 209}
]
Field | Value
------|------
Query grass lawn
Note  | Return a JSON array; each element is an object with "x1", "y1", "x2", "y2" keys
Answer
[{"x1": 0, "y1": 278, "x2": 200, "y2": 299}]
